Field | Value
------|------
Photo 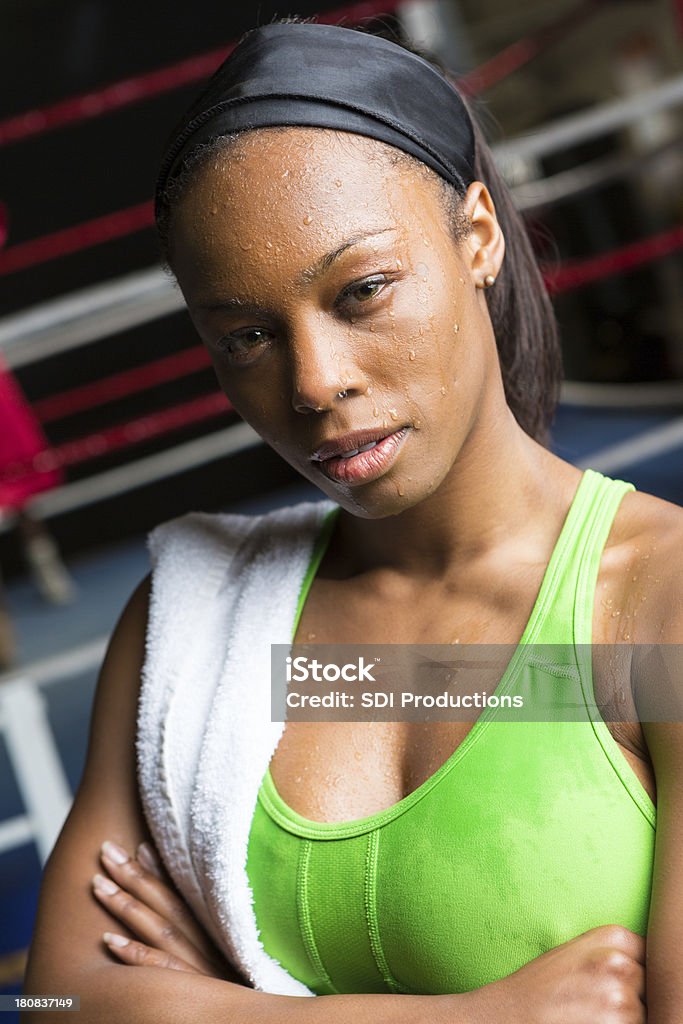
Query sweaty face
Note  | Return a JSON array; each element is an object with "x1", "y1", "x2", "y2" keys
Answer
[{"x1": 171, "y1": 128, "x2": 491, "y2": 518}]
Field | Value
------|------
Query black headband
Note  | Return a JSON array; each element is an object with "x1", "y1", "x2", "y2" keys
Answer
[{"x1": 155, "y1": 23, "x2": 476, "y2": 221}]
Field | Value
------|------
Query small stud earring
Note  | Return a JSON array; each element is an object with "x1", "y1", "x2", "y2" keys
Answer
[
  {"x1": 337, "y1": 390, "x2": 348, "y2": 400},
  {"x1": 484, "y1": 274, "x2": 496, "y2": 288}
]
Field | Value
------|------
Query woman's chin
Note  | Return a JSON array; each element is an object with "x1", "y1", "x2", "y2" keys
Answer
[{"x1": 321, "y1": 477, "x2": 431, "y2": 519}]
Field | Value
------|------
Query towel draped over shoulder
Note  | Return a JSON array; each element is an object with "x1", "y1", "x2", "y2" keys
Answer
[{"x1": 136, "y1": 500, "x2": 335, "y2": 995}]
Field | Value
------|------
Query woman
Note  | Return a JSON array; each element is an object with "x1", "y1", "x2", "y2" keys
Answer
[{"x1": 23, "y1": 20, "x2": 683, "y2": 1023}]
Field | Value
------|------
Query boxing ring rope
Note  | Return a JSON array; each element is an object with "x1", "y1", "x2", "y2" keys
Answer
[
  {"x1": 512, "y1": 134, "x2": 683, "y2": 213},
  {"x1": 0, "y1": 268, "x2": 184, "y2": 369},
  {"x1": 458, "y1": 0, "x2": 604, "y2": 97},
  {"x1": 0, "y1": 202, "x2": 154, "y2": 278},
  {"x1": 544, "y1": 223, "x2": 683, "y2": 294},
  {"x1": 493, "y1": 72, "x2": 683, "y2": 170},
  {"x1": 32, "y1": 346, "x2": 212, "y2": 422},
  {"x1": 575, "y1": 416, "x2": 683, "y2": 473},
  {"x1": 0, "y1": 0, "x2": 407, "y2": 148},
  {"x1": 28, "y1": 423, "x2": 261, "y2": 519}
]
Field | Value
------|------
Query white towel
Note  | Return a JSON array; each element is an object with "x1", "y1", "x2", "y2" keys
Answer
[{"x1": 136, "y1": 498, "x2": 335, "y2": 996}]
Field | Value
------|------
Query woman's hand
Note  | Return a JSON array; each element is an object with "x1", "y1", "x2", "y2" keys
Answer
[
  {"x1": 463, "y1": 924, "x2": 646, "y2": 1024},
  {"x1": 91, "y1": 838, "x2": 236, "y2": 980}
]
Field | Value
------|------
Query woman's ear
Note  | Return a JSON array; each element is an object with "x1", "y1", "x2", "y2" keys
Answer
[{"x1": 461, "y1": 181, "x2": 505, "y2": 289}]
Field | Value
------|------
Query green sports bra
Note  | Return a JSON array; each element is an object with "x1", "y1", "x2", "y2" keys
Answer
[{"x1": 245, "y1": 468, "x2": 657, "y2": 995}]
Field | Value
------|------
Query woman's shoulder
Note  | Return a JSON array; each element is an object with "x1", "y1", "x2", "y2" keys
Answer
[
  {"x1": 611, "y1": 486, "x2": 683, "y2": 555},
  {"x1": 607, "y1": 485, "x2": 683, "y2": 643}
]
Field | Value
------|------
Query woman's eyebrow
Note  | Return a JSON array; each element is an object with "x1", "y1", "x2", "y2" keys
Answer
[
  {"x1": 196, "y1": 228, "x2": 399, "y2": 313},
  {"x1": 300, "y1": 227, "x2": 397, "y2": 283}
]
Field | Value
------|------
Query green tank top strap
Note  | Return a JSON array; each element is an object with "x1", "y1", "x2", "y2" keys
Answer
[
  {"x1": 293, "y1": 504, "x2": 340, "y2": 637},
  {"x1": 532, "y1": 468, "x2": 635, "y2": 647},
  {"x1": 572, "y1": 469, "x2": 635, "y2": 644}
]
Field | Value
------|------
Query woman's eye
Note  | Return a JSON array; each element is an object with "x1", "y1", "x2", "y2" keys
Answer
[
  {"x1": 338, "y1": 276, "x2": 388, "y2": 307},
  {"x1": 216, "y1": 327, "x2": 272, "y2": 360}
]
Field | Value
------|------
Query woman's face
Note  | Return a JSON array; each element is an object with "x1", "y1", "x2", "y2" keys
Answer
[{"x1": 171, "y1": 128, "x2": 500, "y2": 518}]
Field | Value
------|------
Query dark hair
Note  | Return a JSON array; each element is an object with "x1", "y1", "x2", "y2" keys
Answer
[{"x1": 156, "y1": 21, "x2": 562, "y2": 447}]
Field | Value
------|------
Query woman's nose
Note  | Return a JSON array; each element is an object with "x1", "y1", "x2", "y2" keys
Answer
[{"x1": 289, "y1": 318, "x2": 367, "y2": 414}]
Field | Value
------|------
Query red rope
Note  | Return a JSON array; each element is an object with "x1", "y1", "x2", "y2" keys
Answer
[
  {"x1": 459, "y1": 0, "x2": 599, "y2": 96},
  {"x1": 543, "y1": 223, "x2": 683, "y2": 294},
  {"x1": 34, "y1": 345, "x2": 212, "y2": 422},
  {"x1": 0, "y1": 391, "x2": 232, "y2": 483},
  {"x1": 0, "y1": 48, "x2": 232, "y2": 147},
  {"x1": 0, "y1": 0, "x2": 404, "y2": 148},
  {"x1": 0, "y1": 201, "x2": 154, "y2": 276}
]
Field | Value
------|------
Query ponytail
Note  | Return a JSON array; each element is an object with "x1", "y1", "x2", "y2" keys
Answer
[{"x1": 462, "y1": 100, "x2": 562, "y2": 446}]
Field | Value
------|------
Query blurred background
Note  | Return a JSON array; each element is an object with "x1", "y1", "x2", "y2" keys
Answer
[{"x1": 0, "y1": 0, "x2": 681, "y2": 1013}]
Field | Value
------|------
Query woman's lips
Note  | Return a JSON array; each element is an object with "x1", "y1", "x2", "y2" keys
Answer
[{"x1": 315, "y1": 427, "x2": 409, "y2": 484}]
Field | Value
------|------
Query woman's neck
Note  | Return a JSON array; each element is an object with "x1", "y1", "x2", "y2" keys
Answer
[{"x1": 332, "y1": 408, "x2": 582, "y2": 581}]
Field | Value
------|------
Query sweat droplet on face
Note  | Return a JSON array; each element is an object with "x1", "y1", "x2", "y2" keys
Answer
[
  {"x1": 453, "y1": 323, "x2": 460, "y2": 333},
  {"x1": 408, "y1": 350, "x2": 416, "y2": 361},
  {"x1": 388, "y1": 408, "x2": 398, "y2": 420},
  {"x1": 303, "y1": 214, "x2": 313, "y2": 225}
]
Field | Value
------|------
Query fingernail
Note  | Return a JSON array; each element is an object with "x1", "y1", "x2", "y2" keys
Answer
[
  {"x1": 103, "y1": 932, "x2": 129, "y2": 948},
  {"x1": 101, "y1": 840, "x2": 129, "y2": 865},
  {"x1": 136, "y1": 841, "x2": 160, "y2": 874},
  {"x1": 93, "y1": 873, "x2": 119, "y2": 895}
]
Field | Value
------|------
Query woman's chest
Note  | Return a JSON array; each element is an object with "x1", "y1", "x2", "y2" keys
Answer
[{"x1": 273, "y1": 555, "x2": 657, "y2": 821}]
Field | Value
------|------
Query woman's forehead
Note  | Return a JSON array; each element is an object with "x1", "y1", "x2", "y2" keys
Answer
[
  {"x1": 170, "y1": 133, "x2": 456, "y2": 305},
  {"x1": 174, "y1": 127, "x2": 441, "y2": 242}
]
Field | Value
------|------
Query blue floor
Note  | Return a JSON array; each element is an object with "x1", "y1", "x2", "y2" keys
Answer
[{"x1": 1, "y1": 406, "x2": 681, "y2": 1016}]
